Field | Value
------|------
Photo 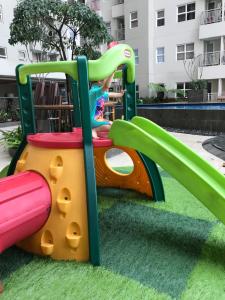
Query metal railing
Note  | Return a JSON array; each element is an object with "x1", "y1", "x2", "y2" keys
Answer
[
  {"x1": 200, "y1": 8, "x2": 222, "y2": 25},
  {"x1": 207, "y1": 93, "x2": 218, "y2": 102},
  {"x1": 201, "y1": 51, "x2": 221, "y2": 66},
  {"x1": 113, "y1": 0, "x2": 124, "y2": 5},
  {"x1": 221, "y1": 51, "x2": 225, "y2": 64},
  {"x1": 115, "y1": 28, "x2": 125, "y2": 41}
]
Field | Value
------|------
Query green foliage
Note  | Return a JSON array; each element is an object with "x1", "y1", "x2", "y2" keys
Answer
[
  {"x1": 0, "y1": 165, "x2": 9, "y2": 178},
  {"x1": 148, "y1": 83, "x2": 185, "y2": 100},
  {"x1": 149, "y1": 83, "x2": 166, "y2": 94},
  {"x1": 136, "y1": 99, "x2": 143, "y2": 104},
  {"x1": 9, "y1": 0, "x2": 112, "y2": 60},
  {"x1": 0, "y1": 110, "x2": 8, "y2": 122},
  {"x1": 0, "y1": 126, "x2": 22, "y2": 149},
  {"x1": 190, "y1": 80, "x2": 207, "y2": 91}
]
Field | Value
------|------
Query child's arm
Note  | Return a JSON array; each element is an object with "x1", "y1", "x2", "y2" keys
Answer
[
  {"x1": 109, "y1": 90, "x2": 125, "y2": 99},
  {"x1": 102, "y1": 73, "x2": 114, "y2": 91}
]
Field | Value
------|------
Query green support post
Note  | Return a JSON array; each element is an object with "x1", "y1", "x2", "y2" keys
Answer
[
  {"x1": 8, "y1": 65, "x2": 36, "y2": 175},
  {"x1": 7, "y1": 137, "x2": 27, "y2": 176},
  {"x1": 70, "y1": 78, "x2": 81, "y2": 127},
  {"x1": 16, "y1": 65, "x2": 36, "y2": 136},
  {"x1": 122, "y1": 67, "x2": 165, "y2": 201},
  {"x1": 123, "y1": 66, "x2": 137, "y2": 121},
  {"x1": 76, "y1": 56, "x2": 100, "y2": 266},
  {"x1": 138, "y1": 153, "x2": 165, "y2": 201}
]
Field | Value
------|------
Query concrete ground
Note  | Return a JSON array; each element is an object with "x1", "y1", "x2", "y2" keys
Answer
[
  {"x1": 0, "y1": 125, "x2": 224, "y2": 174},
  {"x1": 107, "y1": 132, "x2": 225, "y2": 174}
]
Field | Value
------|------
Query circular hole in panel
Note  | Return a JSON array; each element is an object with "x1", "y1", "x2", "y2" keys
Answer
[{"x1": 105, "y1": 148, "x2": 134, "y2": 175}]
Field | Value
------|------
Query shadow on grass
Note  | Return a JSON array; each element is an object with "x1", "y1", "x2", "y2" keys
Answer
[{"x1": 0, "y1": 247, "x2": 34, "y2": 280}]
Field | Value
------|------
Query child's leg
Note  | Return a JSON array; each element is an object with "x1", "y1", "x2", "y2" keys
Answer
[
  {"x1": 92, "y1": 128, "x2": 99, "y2": 139},
  {"x1": 92, "y1": 121, "x2": 112, "y2": 139},
  {"x1": 95, "y1": 123, "x2": 112, "y2": 137}
]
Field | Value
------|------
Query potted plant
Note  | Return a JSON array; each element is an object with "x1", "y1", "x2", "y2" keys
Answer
[
  {"x1": 0, "y1": 110, "x2": 8, "y2": 123},
  {"x1": 186, "y1": 80, "x2": 208, "y2": 102},
  {"x1": 0, "y1": 126, "x2": 22, "y2": 157}
]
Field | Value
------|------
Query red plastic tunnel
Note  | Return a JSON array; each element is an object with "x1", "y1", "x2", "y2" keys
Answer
[{"x1": 0, "y1": 171, "x2": 51, "y2": 253}]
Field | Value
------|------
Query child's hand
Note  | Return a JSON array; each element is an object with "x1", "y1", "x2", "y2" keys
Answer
[{"x1": 120, "y1": 89, "x2": 126, "y2": 96}]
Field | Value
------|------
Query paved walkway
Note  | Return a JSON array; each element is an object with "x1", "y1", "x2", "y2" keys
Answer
[
  {"x1": 0, "y1": 126, "x2": 224, "y2": 174},
  {"x1": 107, "y1": 132, "x2": 225, "y2": 174}
]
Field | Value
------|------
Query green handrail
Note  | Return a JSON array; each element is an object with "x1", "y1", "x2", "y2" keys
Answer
[{"x1": 18, "y1": 44, "x2": 135, "y2": 85}]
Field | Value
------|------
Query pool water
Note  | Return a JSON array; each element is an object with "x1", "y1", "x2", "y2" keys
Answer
[{"x1": 138, "y1": 103, "x2": 225, "y2": 110}]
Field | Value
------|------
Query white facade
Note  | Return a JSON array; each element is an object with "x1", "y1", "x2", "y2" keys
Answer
[
  {"x1": 0, "y1": 0, "x2": 64, "y2": 97},
  {"x1": 1, "y1": 0, "x2": 225, "y2": 100},
  {"x1": 0, "y1": 0, "x2": 28, "y2": 96},
  {"x1": 88, "y1": 0, "x2": 225, "y2": 100}
]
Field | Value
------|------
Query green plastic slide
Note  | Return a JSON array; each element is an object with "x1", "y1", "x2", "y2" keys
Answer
[{"x1": 109, "y1": 116, "x2": 225, "y2": 224}]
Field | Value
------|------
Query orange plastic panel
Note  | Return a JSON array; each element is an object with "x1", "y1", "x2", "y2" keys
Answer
[
  {"x1": 95, "y1": 146, "x2": 153, "y2": 198},
  {"x1": 15, "y1": 145, "x2": 89, "y2": 261}
]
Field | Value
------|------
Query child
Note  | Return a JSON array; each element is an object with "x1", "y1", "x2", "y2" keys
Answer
[{"x1": 89, "y1": 72, "x2": 124, "y2": 138}]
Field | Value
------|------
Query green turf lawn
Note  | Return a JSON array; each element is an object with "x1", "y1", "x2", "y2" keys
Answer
[{"x1": 1, "y1": 165, "x2": 225, "y2": 300}]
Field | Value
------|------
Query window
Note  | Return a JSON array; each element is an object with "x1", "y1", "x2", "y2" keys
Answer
[
  {"x1": 18, "y1": 50, "x2": 26, "y2": 61},
  {"x1": 0, "y1": 5, "x2": 3, "y2": 22},
  {"x1": 156, "y1": 47, "x2": 165, "y2": 63},
  {"x1": 105, "y1": 22, "x2": 111, "y2": 34},
  {"x1": 48, "y1": 53, "x2": 58, "y2": 61},
  {"x1": 177, "y1": 2, "x2": 195, "y2": 22},
  {"x1": 130, "y1": 11, "x2": 138, "y2": 28},
  {"x1": 32, "y1": 51, "x2": 47, "y2": 62},
  {"x1": 177, "y1": 43, "x2": 194, "y2": 60},
  {"x1": 136, "y1": 85, "x2": 140, "y2": 99},
  {"x1": 0, "y1": 47, "x2": 7, "y2": 59},
  {"x1": 156, "y1": 9, "x2": 165, "y2": 27},
  {"x1": 176, "y1": 82, "x2": 192, "y2": 97},
  {"x1": 134, "y1": 48, "x2": 139, "y2": 64}
]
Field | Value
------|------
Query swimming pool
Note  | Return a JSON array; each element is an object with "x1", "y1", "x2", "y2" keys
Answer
[
  {"x1": 137, "y1": 103, "x2": 225, "y2": 110},
  {"x1": 115, "y1": 102, "x2": 225, "y2": 134}
]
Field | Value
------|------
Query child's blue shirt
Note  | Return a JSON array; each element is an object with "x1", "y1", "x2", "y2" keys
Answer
[{"x1": 89, "y1": 84, "x2": 110, "y2": 128}]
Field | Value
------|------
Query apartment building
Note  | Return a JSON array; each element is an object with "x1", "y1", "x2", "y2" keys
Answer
[
  {"x1": 0, "y1": 0, "x2": 27, "y2": 97},
  {"x1": 1, "y1": 0, "x2": 225, "y2": 101},
  {"x1": 0, "y1": 0, "x2": 63, "y2": 98},
  {"x1": 88, "y1": 0, "x2": 225, "y2": 100}
]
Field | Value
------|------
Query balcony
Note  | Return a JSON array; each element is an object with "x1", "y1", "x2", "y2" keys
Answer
[
  {"x1": 112, "y1": 0, "x2": 124, "y2": 18},
  {"x1": 200, "y1": 8, "x2": 222, "y2": 25},
  {"x1": 202, "y1": 51, "x2": 221, "y2": 66},
  {"x1": 114, "y1": 28, "x2": 125, "y2": 41},
  {"x1": 199, "y1": 8, "x2": 225, "y2": 39},
  {"x1": 113, "y1": 0, "x2": 124, "y2": 4},
  {"x1": 88, "y1": 0, "x2": 100, "y2": 12},
  {"x1": 199, "y1": 51, "x2": 225, "y2": 80}
]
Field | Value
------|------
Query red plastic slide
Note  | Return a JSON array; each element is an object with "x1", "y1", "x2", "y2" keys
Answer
[{"x1": 0, "y1": 171, "x2": 51, "y2": 252}]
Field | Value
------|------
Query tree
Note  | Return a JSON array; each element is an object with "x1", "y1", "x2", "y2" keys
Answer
[
  {"x1": 149, "y1": 83, "x2": 185, "y2": 101},
  {"x1": 9, "y1": 0, "x2": 112, "y2": 106},
  {"x1": 183, "y1": 54, "x2": 203, "y2": 82},
  {"x1": 9, "y1": 0, "x2": 112, "y2": 61}
]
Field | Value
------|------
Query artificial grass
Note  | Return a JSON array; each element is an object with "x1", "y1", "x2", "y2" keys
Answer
[
  {"x1": 1, "y1": 166, "x2": 225, "y2": 299},
  {"x1": 0, "y1": 165, "x2": 8, "y2": 178},
  {"x1": 100, "y1": 202, "x2": 214, "y2": 298}
]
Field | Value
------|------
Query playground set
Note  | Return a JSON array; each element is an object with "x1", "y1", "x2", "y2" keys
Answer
[{"x1": 0, "y1": 44, "x2": 225, "y2": 267}]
